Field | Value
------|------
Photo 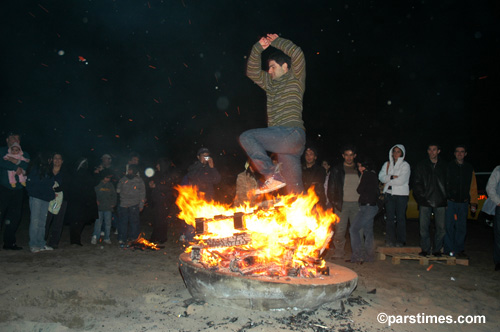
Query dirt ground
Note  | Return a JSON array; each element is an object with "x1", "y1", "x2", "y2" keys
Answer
[{"x1": 1, "y1": 203, "x2": 499, "y2": 332}]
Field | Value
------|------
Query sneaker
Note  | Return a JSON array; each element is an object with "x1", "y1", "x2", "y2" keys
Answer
[
  {"x1": 255, "y1": 174, "x2": 286, "y2": 194},
  {"x1": 91, "y1": 236, "x2": 97, "y2": 245},
  {"x1": 100, "y1": 231, "x2": 105, "y2": 237},
  {"x1": 30, "y1": 247, "x2": 41, "y2": 253},
  {"x1": 103, "y1": 239, "x2": 112, "y2": 244},
  {"x1": 114, "y1": 229, "x2": 118, "y2": 235},
  {"x1": 40, "y1": 245, "x2": 54, "y2": 251},
  {"x1": 118, "y1": 240, "x2": 124, "y2": 245}
]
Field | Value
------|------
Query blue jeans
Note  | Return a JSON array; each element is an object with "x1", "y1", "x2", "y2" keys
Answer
[
  {"x1": 494, "y1": 206, "x2": 500, "y2": 264},
  {"x1": 118, "y1": 205, "x2": 140, "y2": 242},
  {"x1": 384, "y1": 194, "x2": 409, "y2": 246},
  {"x1": 29, "y1": 197, "x2": 50, "y2": 248},
  {"x1": 444, "y1": 200, "x2": 468, "y2": 254},
  {"x1": 94, "y1": 211, "x2": 112, "y2": 240},
  {"x1": 419, "y1": 206, "x2": 446, "y2": 253},
  {"x1": 349, "y1": 205, "x2": 378, "y2": 262},
  {"x1": 239, "y1": 126, "x2": 305, "y2": 194}
]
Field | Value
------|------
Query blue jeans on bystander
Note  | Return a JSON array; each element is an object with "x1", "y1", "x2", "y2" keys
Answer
[
  {"x1": 118, "y1": 205, "x2": 140, "y2": 243},
  {"x1": 29, "y1": 196, "x2": 50, "y2": 249},
  {"x1": 94, "y1": 210, "x2": 112, "y2": 241},
  {"x1": 384, "y1": 194, "x2": 409, "y2": 246},
  {"x1": 349, "y1": 205, "x2": 379, "y2": 262},
  {"x1": 444, "y1": 200, "x2": 468, "y2": 255}
]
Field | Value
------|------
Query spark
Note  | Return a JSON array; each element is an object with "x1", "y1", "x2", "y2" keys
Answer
[
  {"x1": 38, "y1": 4, "x2": 49, "y2": 13},
  {"x1": 79, "y1": 114, "x2": 85, "y2": 119},
  {"x1": 101, "y1": 78, "x2": 108, "y2": 82},
  {"x1": 41, "y1": 63, "x2": 48, "y2": 67},
  {"x1": 148, "y1": 65, "x2": 156, "y2": 69}
]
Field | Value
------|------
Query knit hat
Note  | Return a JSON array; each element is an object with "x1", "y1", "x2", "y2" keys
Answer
[
  {"x1": 197, "y1": 147, "x2": 210, "y2": 156},
  {"x1": 9, "y1": 142, "x2": 21, "y2": 150}
]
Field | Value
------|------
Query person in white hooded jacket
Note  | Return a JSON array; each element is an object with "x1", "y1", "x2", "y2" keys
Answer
[{"x1": 379, "y1": 144, "x2": 411, "y2": 247}]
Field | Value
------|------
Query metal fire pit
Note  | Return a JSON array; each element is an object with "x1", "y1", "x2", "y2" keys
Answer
[{"x1": 178, "y1": 253, "x2": 358, "y2": 311}]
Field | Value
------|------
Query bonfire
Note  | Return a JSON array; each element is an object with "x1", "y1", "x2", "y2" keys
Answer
[{"x1": 176, "y1": 186, "x2": 338, "y2": 278}]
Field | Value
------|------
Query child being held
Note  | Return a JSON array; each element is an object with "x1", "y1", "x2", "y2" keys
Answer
[{"x1": 3, "y1": 142, "x2": 30, "y2": 187}]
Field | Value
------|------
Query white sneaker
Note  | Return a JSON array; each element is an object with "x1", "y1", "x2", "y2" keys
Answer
[
  {"x1": 103, "y1": 239, "x2": 112, "y2": 244},
  {"x1": 91, "y1": 236, "x2": 97, "y2": 245},
  {"x1": 30, "y1": 247, "x2": 41, "y2": 253},
  {"x1": 40, "y1": 245, "x2": 54, "y2": 251},
  {"x1": 255, "y1": 174, "x2": 286, "y2": 194},
  {"x1": 100, "y1": 231, "x2": 105, "y2": 237}
]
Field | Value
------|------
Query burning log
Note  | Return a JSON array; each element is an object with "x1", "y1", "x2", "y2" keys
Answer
[{"x1": 204, "y1": 233, "x2": 251, "y2": 248}]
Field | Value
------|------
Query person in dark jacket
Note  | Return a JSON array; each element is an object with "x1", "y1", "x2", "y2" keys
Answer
[
  {"x1": 26, "y1": 152, "x2": 55, "y2": 253},
  {"x1": 0, "y1": 133, "x2": 30, "y2": 250},
  {"x1": 413, "y1": 143, "x2": 447, "y2": 257},
  {"x1": 444, "y1": 145, "x2": 478, "y2": 258},
  {"x1": 327, "y1": 144, "x2": 360, "y2": 259},
  {"x1": 348, "y1": 157, "x2": 379, "y2": 263},
  {"x1": 44, "y1": 153, "x2": 70, "y2": 249},
  {"x1": 186, "y1": 148, "x2": 221, "y2": 201},
  {"x1": 66, "y1": 158, "x2": 98, "y2": 246},
  {"x1": 302, "y1": 147, "x2": 326, "y2": 208},
  {"x1": 148, "y1": 158, "x2": 176, "y2": 243}
]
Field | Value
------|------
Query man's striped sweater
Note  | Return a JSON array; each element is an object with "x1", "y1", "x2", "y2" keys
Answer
[{"x1": 246, "y1": 37, "x2": 306, "y2": 130}]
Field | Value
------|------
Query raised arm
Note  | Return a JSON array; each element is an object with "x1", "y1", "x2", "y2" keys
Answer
[
  {"x1": 246, "y1": 38, "x2": 270, "y2": 90},
  {"x1": 268, "y1": 35, "x2": 306, "y2": 84}
]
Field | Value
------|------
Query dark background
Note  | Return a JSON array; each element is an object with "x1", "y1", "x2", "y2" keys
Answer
[{"x1": 2, "y1": 0, "x2": 499, "y2": 178}]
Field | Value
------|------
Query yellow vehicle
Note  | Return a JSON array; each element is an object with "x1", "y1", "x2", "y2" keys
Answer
[{"x1": 405, "y1": 172, "x2": 491, "y2": 220}]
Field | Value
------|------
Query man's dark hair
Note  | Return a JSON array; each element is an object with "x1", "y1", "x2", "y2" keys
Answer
[
  {"x1": 454, "y1": 144, "x2": 467, "y2": 152},
  {"x1": 340, "y1": 144, "x2": 357, "y2": 155},
  {"x1": 305, "y1": 146, "x2": 318, "y2": 157},
  {"x1": 268, "y1": 51, "x2": 291, "y2": 69},
  {"x1": 427, "y1": 143, "x2": 441, "y2": 150},
  {"x1": 128, "y1": 152, "x2": 140, "y2": 161},
  {"x1": 128, "y1": 163, "x2": 139, "y2": 174},
  {"x1": 358, "y1": 155, "x2": 375, "y2": 171}
]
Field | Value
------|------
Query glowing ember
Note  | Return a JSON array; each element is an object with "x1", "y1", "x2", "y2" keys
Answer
[
  {"x1": 176, "y1": 185, "x2": 338, "y2": 277},
  {"x1": 129, "y1": 234, "x2": 161, "y2": 250}
]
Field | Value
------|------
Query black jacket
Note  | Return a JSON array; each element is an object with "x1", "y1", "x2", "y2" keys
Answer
[
  {"x1": 357, "y1": 170, "x2": 379, "y2": 205},
  {"x1": 446, "y1": 161, "x2": 475, "y2": 203},
  {"x1": 302, "y1": 163, "x2": 326, "y2": 207},
  {"x1": 412, "y1": 158, "x2": 447, "y2": 208},
  {"x1": 327, "y1": 163, "x2": 360, "y2": 212},
  {"x1": 187, "y1": 161, "x2": 221, "y2": 201}
]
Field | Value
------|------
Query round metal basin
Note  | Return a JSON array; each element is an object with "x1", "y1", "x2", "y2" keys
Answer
[{"x1": 178, "y1": 253, "x2": 358, "y2": 311}]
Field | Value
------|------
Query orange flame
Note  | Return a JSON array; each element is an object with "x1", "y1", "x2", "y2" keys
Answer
[{"x1": 176, "y1": 185, "x2": 338, "y2": 277}]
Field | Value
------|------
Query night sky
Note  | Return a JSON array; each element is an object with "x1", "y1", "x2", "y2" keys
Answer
[{"x1": 2, "y1": 0, "x2": 500, "y2": 176}]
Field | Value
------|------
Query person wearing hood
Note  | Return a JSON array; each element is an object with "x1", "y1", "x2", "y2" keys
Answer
[{"x1": 379, "y1": 144, "x2": 411, "y2": 247}]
